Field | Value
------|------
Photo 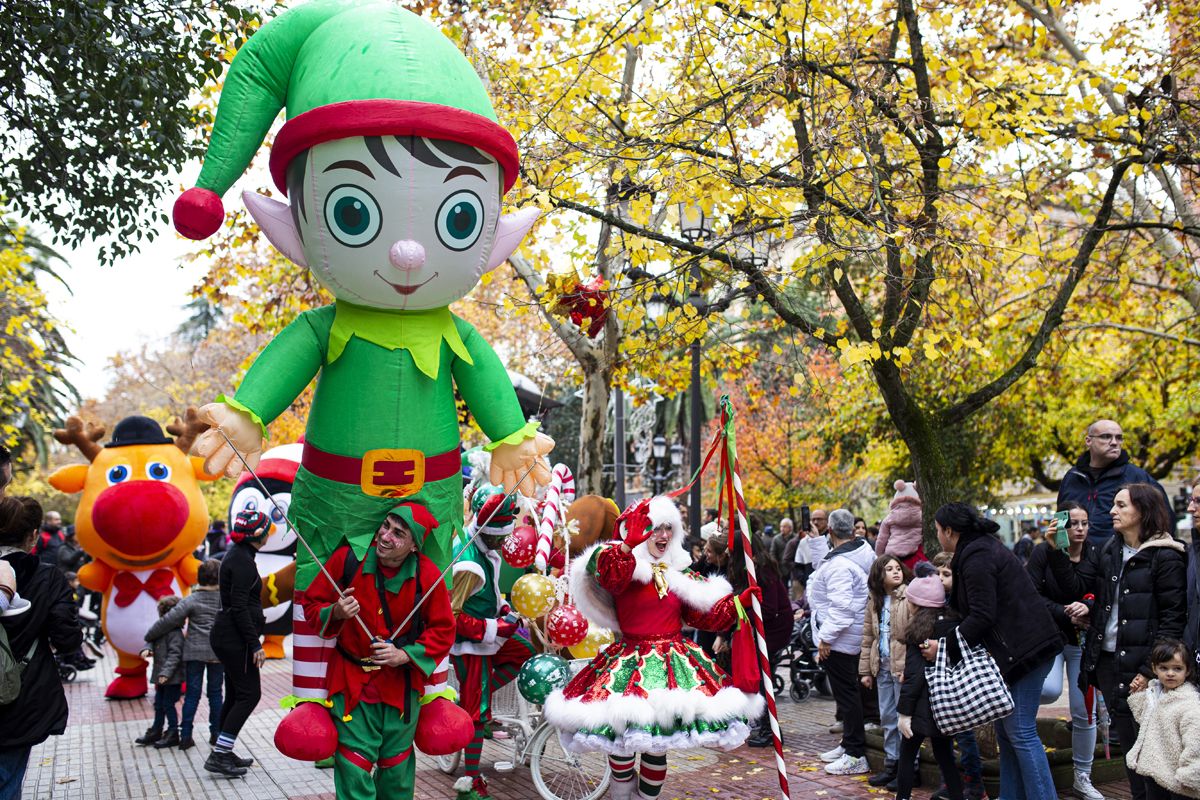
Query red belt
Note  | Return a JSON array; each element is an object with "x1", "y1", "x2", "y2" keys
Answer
[{"x1": 302, "y1": 442, "x2": 460, "y2": 499}]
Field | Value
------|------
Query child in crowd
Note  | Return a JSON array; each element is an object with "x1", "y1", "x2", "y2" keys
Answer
[
  {"x1": 895, "y1": 576, "x2": 963, "y2": 800},
  {"x1": 1127, "y1": 640, "x2": 1200, "y2": 800},
  {"x1": 135, "y1": 595, "x2": 185, "y2": 748},
  {"x1": 928, "y1": 552, "x2": 987, "y2": 800},
  {"x1": 876, "y1": 481, "x2": 928, "y2": 569},
  {"x1": 143, "y1": 560, "x2": 224, "y2": 749},
  {"x1": 860, "y1": 555, "x2": 914, "y2": 788}
]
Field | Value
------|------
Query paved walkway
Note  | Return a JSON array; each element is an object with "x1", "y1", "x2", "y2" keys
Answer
[{"x1": 21, "y1": 642, "x2": 1132, "y2": 799}]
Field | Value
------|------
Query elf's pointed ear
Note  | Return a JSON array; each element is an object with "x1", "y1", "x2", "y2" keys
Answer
[
  {"x1": 243, "y1": 191, "x2": 307, "y2": 267},
  {"x1": 486, "y1": 207, "x2": 540, "y2": 271}
]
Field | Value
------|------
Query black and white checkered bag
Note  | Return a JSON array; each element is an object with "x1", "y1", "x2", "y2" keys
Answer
[{"x1": 926, "y1": 628, "x2": 1014, "y2": 735}]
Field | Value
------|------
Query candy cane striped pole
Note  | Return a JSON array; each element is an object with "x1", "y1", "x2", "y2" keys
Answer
[
  {"x1": 718, "y1": 396, "x2": 790, "y2": 800},
  {"x1": 535, "y1": 464, "x2": 574, "y2": 571}
]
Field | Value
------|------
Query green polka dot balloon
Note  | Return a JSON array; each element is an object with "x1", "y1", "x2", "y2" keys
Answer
[{"x1": 516, "y1": 653, "x2": 571, "y2": 705}]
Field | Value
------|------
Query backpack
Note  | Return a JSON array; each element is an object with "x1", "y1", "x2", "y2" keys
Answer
[{"x1": 0, "y1": 622, "x2": 37, "y2": 705}]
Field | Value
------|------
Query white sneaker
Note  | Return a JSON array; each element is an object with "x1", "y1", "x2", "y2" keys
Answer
[
  {"x1": 819, "y1": 745, "x2": 845, "y2": 762},
  {"x1": 1073, "y1": 771, "x2": 1105, "y2": 800},
  {"x1": 824, "y1": 754, "x2": 869, "y2": 775}
]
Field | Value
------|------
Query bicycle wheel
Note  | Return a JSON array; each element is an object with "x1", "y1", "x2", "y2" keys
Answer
[
  {"x1": 436, "y1": 750, "x2": 461, "y2": 774},
  {"x1": 528, "y1": 722, "x2": 609, "y2": 800}
]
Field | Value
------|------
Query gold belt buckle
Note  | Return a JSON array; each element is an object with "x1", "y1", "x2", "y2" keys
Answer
[{"x1": 360, "y1": 448, "x2": 425, "y2": 498}]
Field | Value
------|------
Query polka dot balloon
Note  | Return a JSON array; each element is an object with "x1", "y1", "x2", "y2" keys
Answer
[
  {"x1": 510, "y1": 573, "x2": 556, "y2": 619},
  {"x1": 501, "y1": 525, "x2": 538, "y2": 568},
  {"x1": 516, "y1": 653, "x2": 571, "y2": 705},
  {"x1": 546, "y1": 603, "x2": 588, "y2": 647},
  {"x1": 567, "y1": 624, "x2": 616, "y2": 660}
]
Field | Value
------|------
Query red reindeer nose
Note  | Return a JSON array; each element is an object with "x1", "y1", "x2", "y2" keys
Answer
[{"x1": 91, "y1": 481, "x2": 190, "y2": 557}]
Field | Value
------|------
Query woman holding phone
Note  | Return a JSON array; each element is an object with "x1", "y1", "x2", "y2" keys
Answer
[
  {"x1": 1047, "y1": 484, "x2": 1187, "y2": 800},
  {"x1": 1025, "y1": 502, "x2": 1103, "y2": 800}
]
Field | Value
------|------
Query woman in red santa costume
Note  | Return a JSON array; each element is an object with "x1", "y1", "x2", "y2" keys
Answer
[{"x1": 544, "y1": 496, "x2": 763, "y2": 800}]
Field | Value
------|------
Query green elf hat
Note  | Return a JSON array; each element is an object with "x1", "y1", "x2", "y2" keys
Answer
[
  {"x1": 173, "y1": 0, "x2": 520, "y2": 240},
  {"x1": 386, "y1": 502, "x2": 440, "y2": 550}
]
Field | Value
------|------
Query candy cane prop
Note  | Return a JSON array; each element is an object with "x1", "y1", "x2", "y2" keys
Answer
[
  {"x1": 716, "y1": 397, "x2": 790, "y2": 800},
  {"x1": 535, "y1": 463, "x2": 574, "y2": 571}
]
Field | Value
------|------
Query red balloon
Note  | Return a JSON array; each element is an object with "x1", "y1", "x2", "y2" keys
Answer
[
  {"x1": 502, "y1": 525, "x2": 539, "y2": 568},
  {"x1": 546, "y1": 603, "x2": 589, "y2": 647}
]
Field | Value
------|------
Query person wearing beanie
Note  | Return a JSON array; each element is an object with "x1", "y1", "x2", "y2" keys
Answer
[
  {"x1": 894, "y1": 577, "x2": 964, "y2": 800},
  {"x1": 175, "y1": 0, "x2": 554, "y2": 756},
  {"x1": 205, "y1": 509, "x2": 271, "y2": 777},
  {"x1": 876, "y1": 481, "x2": 928, "y2": 569},
  {"x1": 447, "y1": 485, "x2": 534, "y2": 800},
  {"x1": 301, "y1": 501, "x2": 456, "y2": 800},
  {"x1": 545, "y1": 496, "x2": 764, "y2": 800}
]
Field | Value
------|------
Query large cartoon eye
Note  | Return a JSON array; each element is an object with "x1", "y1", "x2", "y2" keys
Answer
[
  {"x1": 146, "y1": 462, "x2": 171, "y2": 482},
  {"x1": 435, "y1": 190, "x2": 485, "y2": 251},
  {"x1": 106, "y1": 465, "x2": 130, "y2": 485},
  {"x1": 270, "y1": 504, "x2": 287, "y2": 524},
  {"x1": 243, "y1": 497, "x2": 259, "y2": 512},
  {"x1": 324, "y1": 184, "x2": 382, "y2": 247}
]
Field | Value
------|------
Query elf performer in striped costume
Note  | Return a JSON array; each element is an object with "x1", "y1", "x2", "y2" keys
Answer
[
  {"x1": 544, "y1": 496, "x2": 764, "y2": 800},
  {"x1": 302, "y1": 503, "x2": 455, "y2": 800},
  {"x1": 448, "y1": 484, "x2": 535, "y2": 800}
]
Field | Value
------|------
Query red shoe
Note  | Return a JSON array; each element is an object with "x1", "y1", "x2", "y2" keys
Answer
[{"x1": 105, "y1": 667, "x2": 147, "y2": 699}]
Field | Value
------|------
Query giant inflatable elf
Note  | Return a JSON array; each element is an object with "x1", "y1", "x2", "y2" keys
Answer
[{"x1": 172, "y1": 0, "x2": 554, "y2": 756}]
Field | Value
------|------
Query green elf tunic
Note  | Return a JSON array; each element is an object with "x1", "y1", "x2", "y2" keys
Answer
[{"x1": 227, "y1": 301, "x2": 534, "y2": 587}]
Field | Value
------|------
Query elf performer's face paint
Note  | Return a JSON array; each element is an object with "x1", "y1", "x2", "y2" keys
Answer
[{"x1": 288, "y1": 135, "x2": 504, "y2": 311}]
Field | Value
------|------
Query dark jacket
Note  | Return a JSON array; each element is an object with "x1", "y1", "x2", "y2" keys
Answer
[
  {"x1": 1056, "y1": 451, "x2": 1168, "y2": 546},
  {"x1": 32, "y1": 526, "x2": 65, "y2": 567},
  {"x1": 1048, "y1": 533, "x2": 1186, "y2": 711},
  {"x1": 949, "y1": 532, "x2": 1062, "y2": 683},
  {"x1": 760, "y1": 569, "x2": 793, "y2": 655},
  {"x1": 210, "y1": 541, "x2": 264, "y2": 652},
  {"x1": 56, "y1": 537, "x2": 87, "y2": 574},
  {"x1": 898, "y1": 613, "x2": 958, "y2": 738},
  {"x1": 1026, "y1": 540, "x2": 1094, "y2": 643},
  {"x1": 0, "y1": 551, "x2": 83, "y2": 748},
  {"x1": 1187, "y1": 539, "x2": 1200, "y2": 670},
  {"x1": 145, "y1": 586, "x2": 221, "y2": 663},
  {"x1": 146, "y1": 623, "x2": 184, "y2": 686}
]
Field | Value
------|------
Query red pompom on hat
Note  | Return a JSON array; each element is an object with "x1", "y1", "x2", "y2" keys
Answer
[{"x1": 172, "y1": 187, "x2": 224, "y2": 240}]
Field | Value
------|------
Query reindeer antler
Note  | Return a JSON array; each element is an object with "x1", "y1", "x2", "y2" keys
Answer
[
  {"x1": 54, "y1": 417, "x2": 106, "y2": 462},
  {"x1": 167, "y1": 407, "x2": 210, "y2": 454}
]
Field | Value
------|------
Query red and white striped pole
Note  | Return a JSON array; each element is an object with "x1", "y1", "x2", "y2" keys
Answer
[
  {"x1": 718, "y1": 396, "x2": 790, "y2": 800},
  {"x1": 535, "y1": 464, "x2": 575, "y2": 571}
]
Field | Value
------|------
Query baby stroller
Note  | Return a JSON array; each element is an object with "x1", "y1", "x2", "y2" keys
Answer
[
  {"x1": 54, "y1": 649, "x2": 95, "y2": 683},
  {"x1": 787, "y1": 615, "x2": 830, "y2": 701}
]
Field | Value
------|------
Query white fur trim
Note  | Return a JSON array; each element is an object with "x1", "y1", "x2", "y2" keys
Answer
[
  {"x1": 483, "y1": 618, "x2": 498, "y2": 643},
  {"x1": 543, "y1": 685, "x2": 764, "y2": 734},
  {"x1": 452, "y1": 560, "x2": 486, "y2": 584},
  {"x1": 569, "y1": 543, "x2": 734, "y2": 632},
  {"x1": 560, "y1": 720, "x2": 754, "y2": 757},
  {"x1": 453, "y1": 776, "x2": 473, "y2": 791},
  {"x1": 569, "y1": 543, "x2": 621, "y2": 633}
]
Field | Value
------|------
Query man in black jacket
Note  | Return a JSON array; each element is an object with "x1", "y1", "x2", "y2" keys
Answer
[
  {"x1": 1057, "y1": 419, "x2": 1168, "y2": 546},
  {"x1": 1184, "y1": 479, "x2": 1200, "y2": 671}
]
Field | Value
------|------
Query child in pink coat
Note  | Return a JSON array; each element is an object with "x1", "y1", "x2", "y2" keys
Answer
[{"x1": 875, "y1": 481, "x2": 928, "y2": 569}]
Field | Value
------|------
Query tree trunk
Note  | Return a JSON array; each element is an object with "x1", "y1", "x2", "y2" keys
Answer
[{"x1": 577, "y1": 359, "x2": 612, "y2": 496}]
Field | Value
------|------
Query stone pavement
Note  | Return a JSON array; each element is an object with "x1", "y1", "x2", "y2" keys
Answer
[{"x1": 21, "y1": 642, "x2": 1131, "y2": 799}]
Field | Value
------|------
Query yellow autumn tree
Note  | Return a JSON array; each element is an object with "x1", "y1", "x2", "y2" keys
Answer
[{"x1": 466, "y1": 0, "x2": 1200, "y2": 534}]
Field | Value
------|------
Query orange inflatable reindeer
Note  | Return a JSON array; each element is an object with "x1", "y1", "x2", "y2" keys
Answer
[{"x1": 49, "y1": 412, "x2": 219, "y2": 698}]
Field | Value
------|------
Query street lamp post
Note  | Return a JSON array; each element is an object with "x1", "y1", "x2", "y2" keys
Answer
[{"x1": 677, "y1": 202, "x2": 712, "y2": 538}]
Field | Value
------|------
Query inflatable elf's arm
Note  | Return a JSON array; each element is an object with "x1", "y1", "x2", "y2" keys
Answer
[
  {"x1": 193, "y1": 308, "x2": 331, "y2": 478},
  {"x1": 453, "y1": 318, "x2": 553, "y2": 497}
]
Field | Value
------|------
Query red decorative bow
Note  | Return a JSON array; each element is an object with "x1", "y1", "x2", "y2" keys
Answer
[{"x1": 112, "y1": 569, "x2": 176, "y2": 608}]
